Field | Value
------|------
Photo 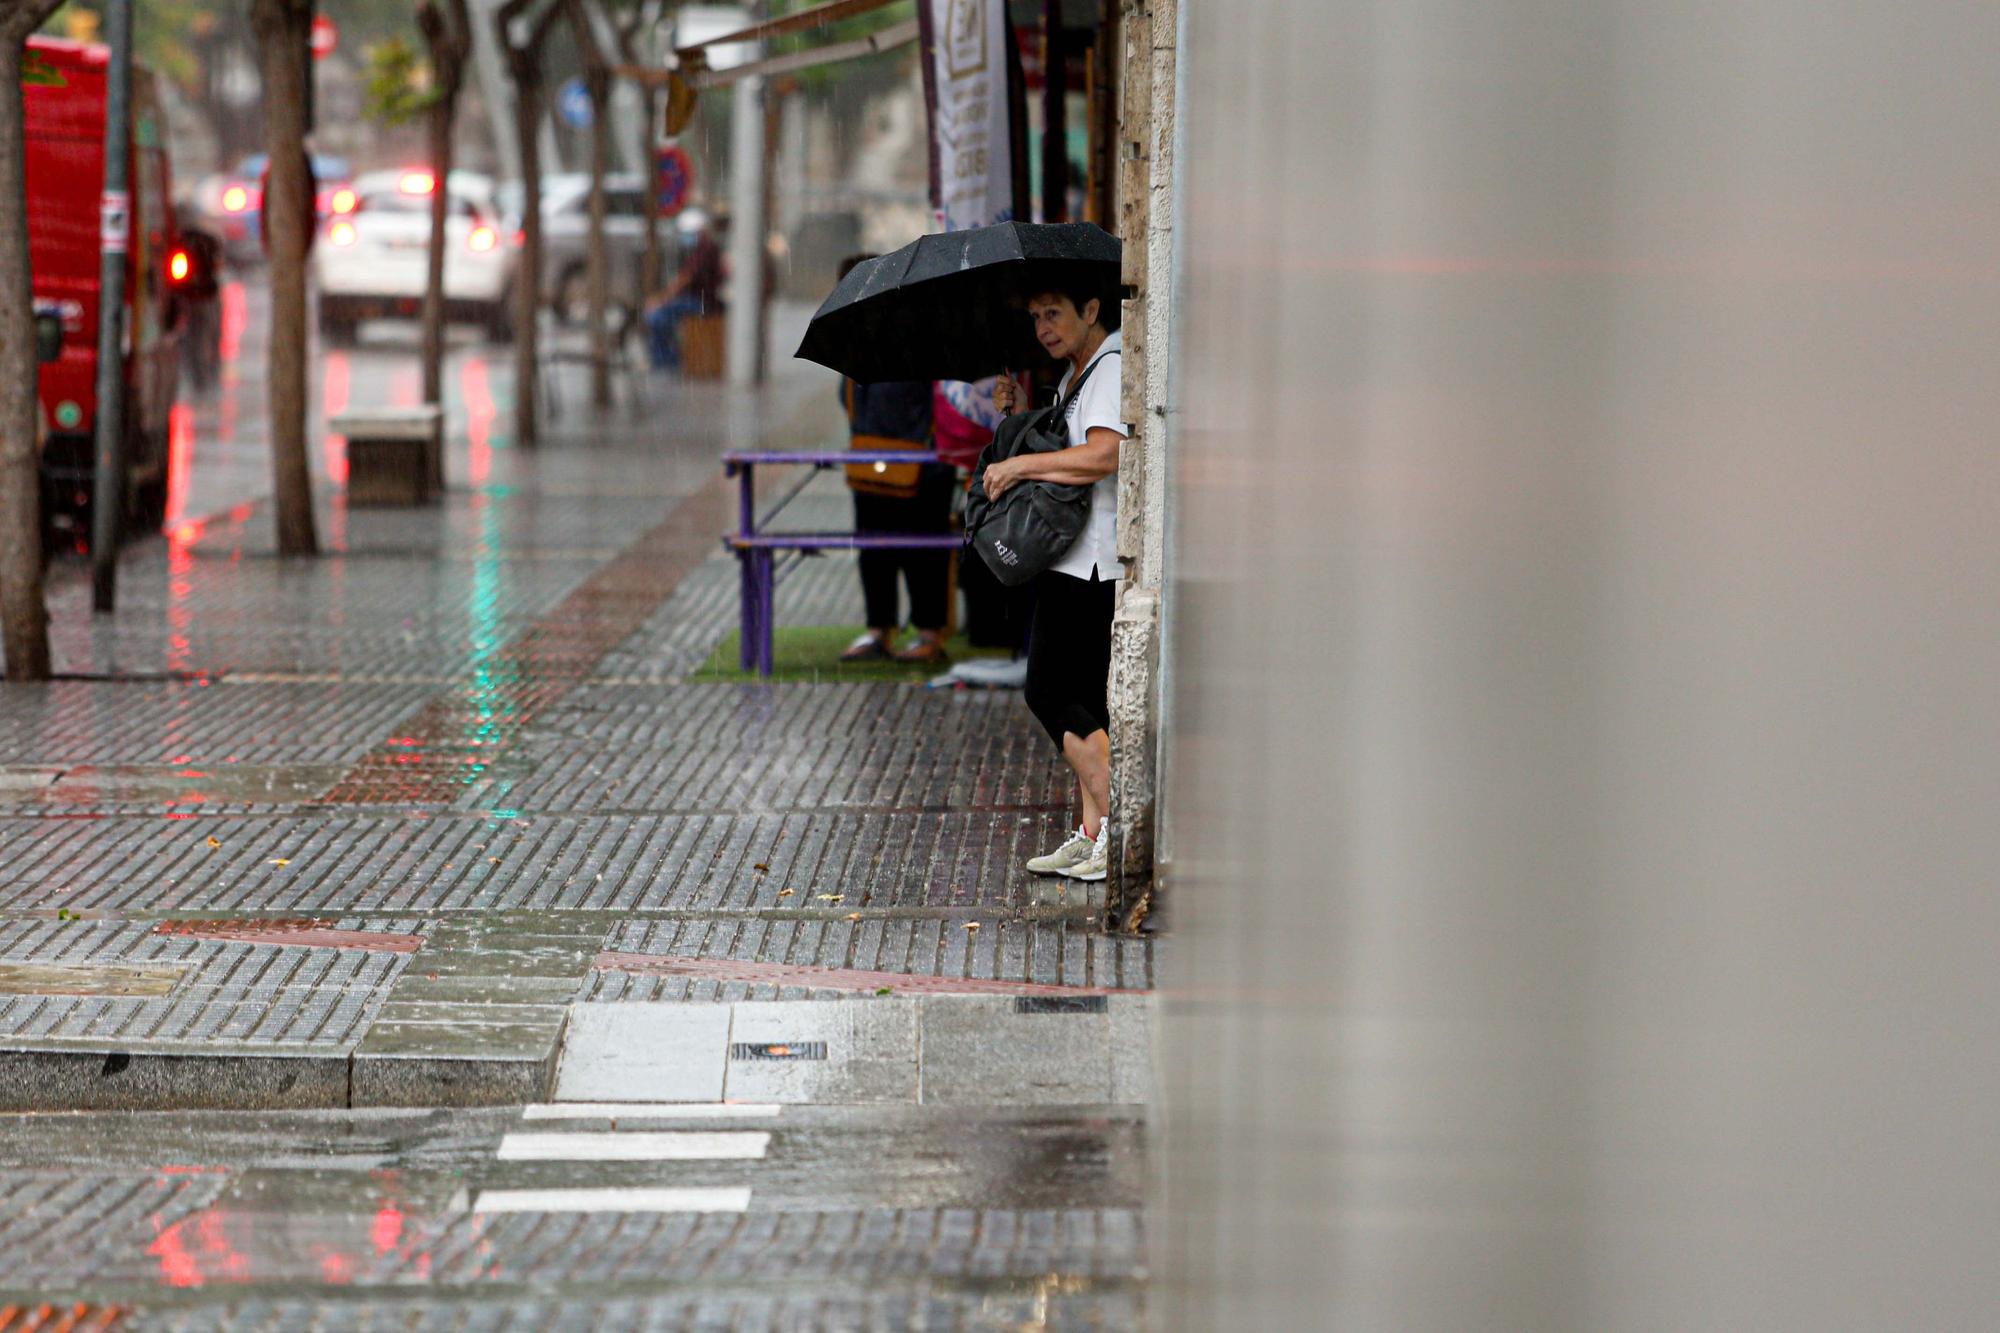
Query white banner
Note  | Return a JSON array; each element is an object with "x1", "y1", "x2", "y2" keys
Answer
[{"x1": 920, "y1": 0, "x2": 1016, "y2": 232}]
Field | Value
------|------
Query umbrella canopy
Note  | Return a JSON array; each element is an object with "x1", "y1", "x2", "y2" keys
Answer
[{"x1": 795, "y1": 221, "x2": 1122, "y2": 383}]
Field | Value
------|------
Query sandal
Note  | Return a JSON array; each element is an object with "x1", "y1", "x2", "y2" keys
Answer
[
  {"x1": 840, "y1": 633, "x2": 891, "y2": 662},
  {"x1": 892, "y1": 638, "x2": 950, "y2": 665}
]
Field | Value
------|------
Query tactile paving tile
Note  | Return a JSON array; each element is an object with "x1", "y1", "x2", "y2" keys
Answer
[
  {"x1": 0, "y1": 681, "x2": 438, "y2": 768},
  {"x1": 0, "y1": 918, "x2": 423, "y2": 1047},
  {"x1": 0, "y1": 808, "x2": 1076, "y2": 916},
  {"x1": 583, "y1": 915, "x2": 1152, "y2": 1001},
  {"x1": 318, "y1": 480, "x2": 733, "y2": 807},
  {"x1": 472, "y1": 682, "x2": 1069, "y2": 815}
]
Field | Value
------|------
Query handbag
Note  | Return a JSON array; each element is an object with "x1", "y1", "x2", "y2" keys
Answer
[
  {"x1": 962, "y1": 351, "x2": 1116, "y2": 587},
  {"x1": 843, "y1": 382, "x2": 925, "y2": 499}
]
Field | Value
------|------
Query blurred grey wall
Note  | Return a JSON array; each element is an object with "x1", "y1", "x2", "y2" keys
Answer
[{"x1": 1159, "y1": 2, "x2": 2000, "y2": 1329}]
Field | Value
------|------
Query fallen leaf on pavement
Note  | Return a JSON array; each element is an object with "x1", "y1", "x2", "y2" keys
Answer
[
  {"x1": 753, "y1": 863, "x2": 770, "y2": 873},
  {"x1": 963, "y1": 922, "x2": 981, "y2": 931},
  {"x1": 267, "y1": 859, "x2": 290, "y2": 866},
  {"x1": 816, "y1": 894, "x2": 843, "y2": 903},
  {"x1": 205, "y1": 837, "x2": 220, "y2": 849},
  {"x1": 844, "y1": 912, "x2": 861, "y2": 921},
  {"x1": 778, "y1": 889, "x2": 794, "y2": 898}
]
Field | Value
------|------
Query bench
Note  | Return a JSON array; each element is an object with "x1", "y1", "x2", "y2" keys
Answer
[
  {"x1": 723, "y1": 449, "x2": 960, "y2": 677},
  {"x1": 331, "y1": 405, "x2": 443, "y2": 505}
]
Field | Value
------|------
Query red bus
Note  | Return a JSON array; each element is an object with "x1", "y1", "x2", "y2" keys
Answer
[{"x1": 25, "y1": 36, "x2": 186, "y2": 549}]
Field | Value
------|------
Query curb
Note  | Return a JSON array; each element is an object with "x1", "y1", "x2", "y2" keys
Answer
[{"x1": 0, "y1": 1038, "x2": 560, "y2": 1112}]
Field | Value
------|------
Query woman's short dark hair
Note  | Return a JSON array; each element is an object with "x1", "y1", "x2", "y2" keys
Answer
[{"x1": 1027, "y1": 281, "x2": 1123, "y2": 333}]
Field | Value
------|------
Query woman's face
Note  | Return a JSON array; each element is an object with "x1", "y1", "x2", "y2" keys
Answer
[{"x1": 1028, "y1": 292, "x2": 1100, "y2": 361}]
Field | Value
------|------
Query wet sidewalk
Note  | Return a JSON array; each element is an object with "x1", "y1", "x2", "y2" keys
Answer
[{"x1": 0, "y1": 338, "x2": 1152, "y2": 1113}]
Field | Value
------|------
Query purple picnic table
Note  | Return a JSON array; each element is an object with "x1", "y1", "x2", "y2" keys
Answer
[{"x1": 723, "y1": 449, "x2": 963, "y2": 677}]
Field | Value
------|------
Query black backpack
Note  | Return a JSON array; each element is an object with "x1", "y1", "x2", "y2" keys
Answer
[{"x1": 963, "y1": 350, "x2": 1117, "y2": 587}]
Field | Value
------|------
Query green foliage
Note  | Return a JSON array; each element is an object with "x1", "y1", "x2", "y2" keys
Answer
[
  {"x1": 44, "y1": 0, "x2": 219, "y2": 93},
  {"x1": 765, "y1": 0, "x2": 919, "y2": 96},
  {"x1": 361, "y1": 34, "x2": 439, "y2": 127}
]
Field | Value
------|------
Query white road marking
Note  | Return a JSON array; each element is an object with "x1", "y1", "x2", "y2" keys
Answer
[
  {"x1": 473, "y1": 1186, "x2": 752, "y2": 1214},
  {"x1": 495, "y1": 1130, "x2": 771, "y2": 1161},
  {"x1": 523, "y1": 1102, "x2": 782, "y2": 1121}
]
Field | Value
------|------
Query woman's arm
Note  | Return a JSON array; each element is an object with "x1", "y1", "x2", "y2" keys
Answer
[{"x1": 982, "y1": 428, "x2": 1123, "y2": 496}]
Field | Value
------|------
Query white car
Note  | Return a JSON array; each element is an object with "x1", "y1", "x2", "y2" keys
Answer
[{"x1": 313, "y1": 169, "x2": 515, "y2": 345}]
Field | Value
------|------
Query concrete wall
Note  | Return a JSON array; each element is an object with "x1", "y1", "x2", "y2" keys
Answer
[{"x1": 1160, "y1": 1, "x2": 2000, "y2": 1328}]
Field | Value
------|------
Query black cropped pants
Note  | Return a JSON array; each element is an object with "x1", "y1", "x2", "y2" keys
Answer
[
  {"x1": 852, "y1": 466, "x2": 956, "y2": 631},
  {"x1": 1023, "y1": 569, "x2": 1116, "y2": 750}
]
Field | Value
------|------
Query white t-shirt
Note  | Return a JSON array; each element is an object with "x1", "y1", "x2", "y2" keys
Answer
[{"x1": 1048, "y1": 330, "x2": 1127, "y2": 581}]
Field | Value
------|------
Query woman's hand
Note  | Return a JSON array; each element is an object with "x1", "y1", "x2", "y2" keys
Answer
[
  {"x1": 982, "y1": 456, "x2": 1027, "y2": 499},
  {"x1": 991, "y1": 375, "x2": 1021, "y2": 414}
]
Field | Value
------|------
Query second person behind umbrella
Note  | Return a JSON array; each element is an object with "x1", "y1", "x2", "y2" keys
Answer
[{"x1": 836, "y1": 254, "x2": 954, "y2": 664}]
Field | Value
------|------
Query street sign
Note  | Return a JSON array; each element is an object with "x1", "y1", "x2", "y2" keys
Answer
[
  {"x1": 310, "y1": 14, "x2": 337, "y2": 60},
  {"x1": 653, "y1": 144, "x2": 693, "y2": 217},
  {"x1": 557, "y1": 78, "x2": 593, "y2": 129}
]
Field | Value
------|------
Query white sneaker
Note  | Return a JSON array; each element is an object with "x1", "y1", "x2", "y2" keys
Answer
[
  {"x1": 1027, "y1": 827, "x2": 1095, "y2": 876},
  {"x1": 1058, "y1": 824, "x2": 1109, "y2": 882}
]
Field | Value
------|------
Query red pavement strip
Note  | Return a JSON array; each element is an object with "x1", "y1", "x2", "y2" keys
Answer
[
  {"x1": 593, "y1": 951, "x2": 1140, "y2": 997},
  {"x1": 0, "y1": 1305, "x2": 127, "y2": 1332},
  {"x1": 153, "y1": 919, "x2": 426, "y2": 954}
]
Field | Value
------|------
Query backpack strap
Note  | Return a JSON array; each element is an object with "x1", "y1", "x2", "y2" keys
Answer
[{"x1": 1055, "y1": 345, "x2": 1119, "y2": 424}]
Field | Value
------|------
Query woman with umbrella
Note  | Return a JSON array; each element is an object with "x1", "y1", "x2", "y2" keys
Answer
[
  {"x1": 796, "y1": 221, "x2": 1128, "y2": 882},
  {"x1": 985, "y1": 280, "x2": 1126, "y2": 885}
]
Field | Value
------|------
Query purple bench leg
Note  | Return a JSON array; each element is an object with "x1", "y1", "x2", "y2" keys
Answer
[
  {"x1": 755, "y1": 550, "x2": 776, "y2": 677},
  {"x1": 738, "y1": 551, "x2": 758, "y2": 672}
]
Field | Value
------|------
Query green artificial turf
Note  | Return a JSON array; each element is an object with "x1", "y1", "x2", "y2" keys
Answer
[{"x1": 690, "y1": 624, "x2": 1008, "y2": 684}]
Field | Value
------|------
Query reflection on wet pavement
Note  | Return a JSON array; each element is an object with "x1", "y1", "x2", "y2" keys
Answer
[{"x1": 0, "y1": 1104, "x2": 1144, "y2": 1319}]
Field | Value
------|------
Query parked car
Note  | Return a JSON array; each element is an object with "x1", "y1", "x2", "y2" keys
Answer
[
  {"x1": 312, "y1": 168, "x2": 514, "y2": 345},
  {"x1": 514, "y1": 172, "x2": 681, "y2": 325},
  {"x1": 195, "y1": 150, "x2": 353, "y2": 265},
  {"x1": 25, "y1": 35, "x2": 188, "y2": 549}
]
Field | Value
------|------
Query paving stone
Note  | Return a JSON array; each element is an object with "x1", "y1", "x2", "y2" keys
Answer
[
  {"x1": 918, "y1": 996, "x2": 1114, "y2": 1105},
  {"x1": 723, "y1": 998, "x2": 919, "y2": 1104},
  {"x1": 554, "y1": 1002, "x2": 731, "y2": 1102}
]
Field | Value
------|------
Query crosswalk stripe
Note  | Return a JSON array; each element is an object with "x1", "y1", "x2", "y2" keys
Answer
[
  {"x1": 523, "y1": 1102, "x2": 782, "y2": 1121},
  {"x1": 496, "y1": 1130, "x2": 771, "y2": 1161},
  {"x1": 473, "y1": 1186, "x2": 752, "y2": 1214}
]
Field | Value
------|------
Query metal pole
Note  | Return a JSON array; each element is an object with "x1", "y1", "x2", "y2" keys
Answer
[
  {"x1": 724, "y1": 73, "x2": 765, "y2": 387},
  {"x1": 89, "y1": 0, "x2": 134, "y2": 612}
]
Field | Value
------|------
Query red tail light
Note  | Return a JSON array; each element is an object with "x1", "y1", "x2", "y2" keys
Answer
[
  {"x1": 330, "y1": 188, "x2": 357, "y2": 214},
  {"x1": 169, "y1": 249, "x2": 191, "y2": 282},
  {"x1": 468, "y1": 225, "x2": 497, "y2": 253},
  {"x1": 328, "y1": 220, "x2": 356, "y2": 247},
  {"x1": 222, "y1": 185, "x2": 249, "y2": 213},
  {"x1": 399, "y1": 171, "x2": 436, "y2": 196}
]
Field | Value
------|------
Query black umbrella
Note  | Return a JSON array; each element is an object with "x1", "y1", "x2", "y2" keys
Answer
[{"x1": 795, "y1": 221, "x2": 1121, "y2": 383}]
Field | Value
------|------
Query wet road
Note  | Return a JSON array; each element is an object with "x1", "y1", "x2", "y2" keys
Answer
[
  {"x1": 161, "y1": 279, "x2": 511, "y2": 535},
  {"x1": 0, "y1": 1104, "x2": 1144, "y2": 1325}
]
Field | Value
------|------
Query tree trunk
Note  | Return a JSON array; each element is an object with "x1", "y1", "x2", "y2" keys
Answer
[
  {"x1": 636, "y1": 83, "x2": 660, "y2": 295},
  {"x1": 507, "y1": 58, "x2": 543, "y2": 448},
  {"x1": 585, "y1": 67, "x2": 611, "y2": 411},
  {"x1": 0, "y1": 11, "x2": 58, "y2": 680},
  {"x1": 251, "y1": 0, "x2": 318, "y2": 557},
  {"x1": 418, "y1": 0, "x2": 470, "y2": 435}
]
